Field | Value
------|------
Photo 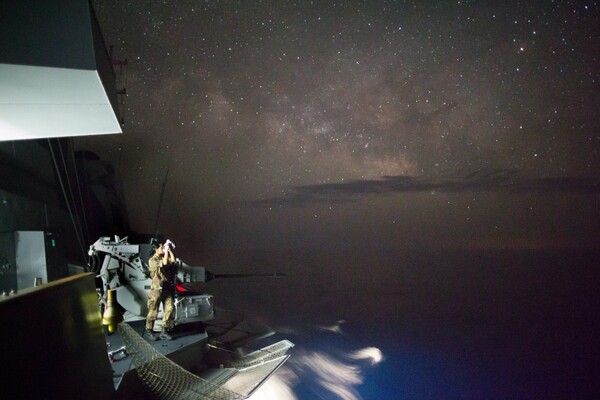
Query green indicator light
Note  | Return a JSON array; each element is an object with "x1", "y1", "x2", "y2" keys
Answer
[{"x1": 51, "y1": 239, "x2": 56, "y2": 248}]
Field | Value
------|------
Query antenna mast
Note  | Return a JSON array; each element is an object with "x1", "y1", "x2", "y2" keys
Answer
[{"x1": 154, "y1": 168, "x2": 169, "y2": 236}]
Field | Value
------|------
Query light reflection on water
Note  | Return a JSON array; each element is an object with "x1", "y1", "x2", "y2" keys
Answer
[{"x1": 205, "y1": 249, "x2": 600, "y2": 399}]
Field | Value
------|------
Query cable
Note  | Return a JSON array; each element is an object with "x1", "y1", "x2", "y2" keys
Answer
[
  {"x1": 69, "y1": 137, "x2": 91, "y2": 246},
  {"x1": 48, "y1": 139, "x2": 88, "y2": 263},
  {"x1": 57, "y1": 139, "x2": 86, "y2": 246}
]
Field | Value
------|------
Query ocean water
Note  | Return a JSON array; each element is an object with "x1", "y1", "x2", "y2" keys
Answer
[{"x1": 202, "y1": 249, "x2": 600, "y2": 399}]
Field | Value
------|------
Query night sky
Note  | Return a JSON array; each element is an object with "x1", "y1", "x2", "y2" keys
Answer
[{"x1": 77, "y1": 1, "x2": 599, "y2": 399}]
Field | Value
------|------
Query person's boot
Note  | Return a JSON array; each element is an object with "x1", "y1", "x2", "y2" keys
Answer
[
  {"x1": 144, "y1": 329, "x2": 159, "y2": 341},
  {"x1": 160, "y1": 328, "x2": 173, "y2": 341}
]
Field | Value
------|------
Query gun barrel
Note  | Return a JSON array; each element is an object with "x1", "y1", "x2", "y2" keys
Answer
[{"x1": 176, "y1": 260, "x2": 286, "y2": 283}]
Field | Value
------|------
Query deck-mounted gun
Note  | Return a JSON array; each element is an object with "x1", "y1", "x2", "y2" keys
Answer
[{"x1": 87, "y1": 236, "x2": 284, "y2": 330}]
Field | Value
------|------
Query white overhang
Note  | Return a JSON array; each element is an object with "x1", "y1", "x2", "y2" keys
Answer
[
  {"x1": 0, "y1": 63, "x2": 122, "y2": 140},
  {"x1": 0, "y1": 0, "x2": 122, "y2": 141}
]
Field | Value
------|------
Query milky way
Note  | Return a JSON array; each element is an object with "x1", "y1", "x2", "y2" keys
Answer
[{"x1": 77, "y1": 1, "x2": 599, "y2": 253}]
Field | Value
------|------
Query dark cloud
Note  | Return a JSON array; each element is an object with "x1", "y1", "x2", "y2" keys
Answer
[{"x1": 242, "y1": 169, "x2": 600, "y2": 207}]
